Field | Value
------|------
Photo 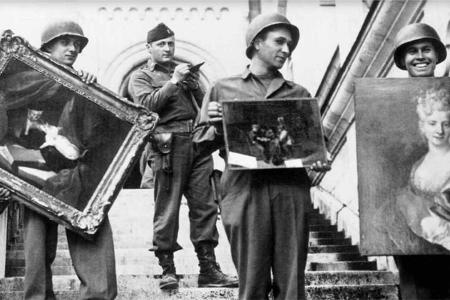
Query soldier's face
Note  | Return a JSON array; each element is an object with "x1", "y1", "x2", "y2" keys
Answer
[
  {"x1": 404, "y1": 41, "x2": 437, "y2": 77},
  {"x1": 148, "y1": 36, "x2": 175, "y2": 65},
  {"x1": 47, "y1": 36, "x2": 81, "y2": 66},
  {"x1": 254, "y1": 27, "x2": 292, "y2": 70}
]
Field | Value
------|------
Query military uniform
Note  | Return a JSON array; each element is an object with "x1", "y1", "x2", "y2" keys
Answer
[
  {"x1": 128, "y1": 60, "x2": 219, "y2": 253},
  {"x1": 14, "y1": 20, "x2": 118, "y2": 300},
  {"x1": 392, "y1": 23, "x2": 450, "y2": 300},
  {"x1": 128, "y1": 22, "x2": 237, "y2": 290},
  {"x1": 200, "y1": 67, "x2": 312, "y2": 300}
]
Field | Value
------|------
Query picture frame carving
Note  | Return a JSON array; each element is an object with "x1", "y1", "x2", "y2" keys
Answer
[{"x1": 0, "y1": 30, "x2": 158, "y2": 238}]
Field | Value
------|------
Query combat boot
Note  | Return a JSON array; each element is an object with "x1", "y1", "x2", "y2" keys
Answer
[
  {"x1": 196, "y1": 244, "x2": 238, "y2": 288},
  {"x1": 156, "y1": 252, "x2": 178, "y2": 290}
]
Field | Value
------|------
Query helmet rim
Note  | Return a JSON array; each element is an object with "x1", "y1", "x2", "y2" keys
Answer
[{"x1": 40, "y1": 21, "x2": 88, "y2": 53}]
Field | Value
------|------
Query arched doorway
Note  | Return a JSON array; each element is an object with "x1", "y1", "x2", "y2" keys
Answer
[{"x1": 102, "y1": 39, "x2": 226, "y2": 99}]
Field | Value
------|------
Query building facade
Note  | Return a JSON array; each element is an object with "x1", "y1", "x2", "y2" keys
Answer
[{"x1": 0, "y1": 0, "x2": 449, "y2": 278}]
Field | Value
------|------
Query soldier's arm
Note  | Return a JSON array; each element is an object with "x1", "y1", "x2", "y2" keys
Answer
[{"x1": 128, "y1": 64, "x2": 191, "y2": 113}]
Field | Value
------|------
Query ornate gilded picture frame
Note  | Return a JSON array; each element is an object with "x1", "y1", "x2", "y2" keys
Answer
[
  {"x1": 221, "y1": 98, "x2": 327, "y2": 170},
  {"x1": 0, "y1": 30, "x2": 158, "y2": 238}
]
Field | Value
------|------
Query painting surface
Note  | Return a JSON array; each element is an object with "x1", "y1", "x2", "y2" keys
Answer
[
  {"x1": 222, "y1": 98, "x2": 326, "y2": 170},
  {"x1": 356, "y1": 77, "x2": 450, "y2": 255}
]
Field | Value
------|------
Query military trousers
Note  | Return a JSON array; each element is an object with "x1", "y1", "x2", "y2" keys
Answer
[
  {"x1": 150, "y1": 134, "x2": 219, "y2": 252},
  {"x1": 23, "y1": 208, "x2": 117, "y2": 300},
  {"x1": 394, "y1": 255, "x2": 450, "y2": 300},
  {"x1": 220, "y1": 169, "x2": 311, "y2": 300}
]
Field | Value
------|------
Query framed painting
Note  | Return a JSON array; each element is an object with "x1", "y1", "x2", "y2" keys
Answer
[
  {"x1": 355, "y1": 77, "x2": 450, "y2": 255},
  {"x1": 0, "y1": 30, "x2": 158, "y2": 238},
  {"x1": 221, "y1": 98, "x2": 327, "y2": 170}
]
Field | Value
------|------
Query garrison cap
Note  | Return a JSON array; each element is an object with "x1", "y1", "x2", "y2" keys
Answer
[{"x1": 147, "y1": 23, "x2": 174, "y2": 44}]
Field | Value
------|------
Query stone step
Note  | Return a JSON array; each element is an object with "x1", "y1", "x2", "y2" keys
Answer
[
  {"x1": 6, "y1": 259, "x2": 377, "y2": 277},
  {"x1": 309, "y1": 224, "x2": 338, "y2": 232},
  {"x1": 309, "y1": 237, "x2": 352, "y2": 246},
  {"x1": 308, "y1": 219, "x2": 331, "y2": 226},
  {"x1": 0, "y1": 284, "x2": 398, "y2": 300},
  {"x1": 7, "y1": 249, "x2": 365, "y2": 268},
  {"x1": 310, "y1": 261, "x2": 378, "y2": 271},
  {"x1": 307, "y1": 284, "x2": 398, "y2": 300},
  {"x1": 5, "y1": 189, "x2": 393, "y2": 298},
  {"x1": 309, "y1": 230, "x2": 345, "y2": 239},
  {"x1": 309, "y1": 245, "x2": 359, "y2": 253},
  {"x1": 0, "y1": 271, "x2": 398, "y2": 292},
  {"x1": 308, "y1": 214, "x2": 329, "y2": 221},
  {"x1": 11, "y1": 241, "x2": 360, "y2": 255},
  {"x1": 0, "y1": 272, "x2": 398, "y2": 300},
  {"x1": 6, "y1": 250, "x2": 366, "y2": 279}
]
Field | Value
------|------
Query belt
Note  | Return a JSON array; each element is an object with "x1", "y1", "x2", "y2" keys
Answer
[{"x1": 154, "y1": 119, "x2": 194, "y2": 134}]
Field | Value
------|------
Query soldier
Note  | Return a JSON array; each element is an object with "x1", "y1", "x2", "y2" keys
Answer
[
  {"x1": 392, "y1": 22, "x2": 450, "y2": 300},
  {"x1": 128, "y1": 23, "x2": 237, "y2": 290},
  {"x1": 199, "y1": 13, "x2": 330, "y2": 300},
  {"x1": 17, "y1": 20, "x2": 117, "y2": 300}
]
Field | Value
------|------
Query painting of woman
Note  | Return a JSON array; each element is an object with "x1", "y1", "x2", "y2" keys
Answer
[{"x1": 396, "y1": 87, "x2": 450, "y2": 250}]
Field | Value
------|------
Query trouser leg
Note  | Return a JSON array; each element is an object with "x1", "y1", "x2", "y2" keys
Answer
[
  {"x1": 395, "y1": 255, "x2": 450, "y2": 300},
  {"x1": 66, "y1": 216, "x2": 117, "y2": 300},
  {"x1": 184, "y1": 152, "x2": 218, "y2": 248},
  {"x1": 151, "y1": 135, "x2": 189, "y2": 252},
  {"x1": 140, "y1": 164, "x2": 154, "y2": 189},
  {"x1": 23, "y1": 208, "x2": 57, "y2": 300},
  {"x1": 271, "y1": 182, "x2": 310, "y2": 300},
  {"x1": 140, "y1": 144, "x2": 154, "y2": 189},
  {"x1": 220, "y1": 171, "x2": 272, "y2": 300}
]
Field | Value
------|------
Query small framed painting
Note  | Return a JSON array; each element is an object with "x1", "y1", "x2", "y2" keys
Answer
[{"x1": 221, "y1": 98, "x2": 327, "y2": 170}]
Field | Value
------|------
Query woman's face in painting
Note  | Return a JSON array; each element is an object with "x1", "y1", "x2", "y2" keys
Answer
[{"x1": 421, "y1": 110, "x2": 450, "y2": 148}]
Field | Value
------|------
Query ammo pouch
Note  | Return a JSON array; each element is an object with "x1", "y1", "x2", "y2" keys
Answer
[{"x1": 150, "y1": 133, "x2": 173, "y2": 173}]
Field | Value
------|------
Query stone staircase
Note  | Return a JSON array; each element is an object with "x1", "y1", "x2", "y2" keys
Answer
[{"x1": 1, "y1": 189, "x2": 399, "y2": 299}]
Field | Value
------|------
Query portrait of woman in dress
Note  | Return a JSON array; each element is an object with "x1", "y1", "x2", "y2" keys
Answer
[{"x1": 396, "y1": 86, "x2": 450, "y2": 250}]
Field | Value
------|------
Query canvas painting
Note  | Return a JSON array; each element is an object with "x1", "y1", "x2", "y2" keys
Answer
[
  {"x1": 355, "y1": 77, "x2": 450, "y2": 255},
  {"x1": 221, "y1": 98, "x2": 327, "y2": 170},
  {"x1": 0, "y1": 31, "x2": 157, "y2": 237}
]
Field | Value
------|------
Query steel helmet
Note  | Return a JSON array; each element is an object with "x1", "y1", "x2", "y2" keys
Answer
[
  {"x1": 393, "y1": 23, "x2": 447, "y2": 70},
  {"x1": 245, "y1": 13, "x2": 300, "y2": 58},
  {"x1": 40, "y1": 20, "x2": 89, "y2": 53}
]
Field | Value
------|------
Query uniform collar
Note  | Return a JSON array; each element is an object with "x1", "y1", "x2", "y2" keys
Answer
[
  {"x1": 147, "y1": 59, "x2": 176, "y2": 73},
  {"x1": 240, "y1": 66, "x2": 294, "y2": 88},
  {"x1": 241, "y1": 66, "x2": 294, "y2": 98}
]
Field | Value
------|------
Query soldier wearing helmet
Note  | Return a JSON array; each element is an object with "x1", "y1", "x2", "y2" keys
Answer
[
  {"x1": 40, "y1": 20, "x2": 94, "y2": 82},
  {"x1": 391, "y1": 22, "x2": 450, "y2": 300},
  {"x1": 199, "y1": 12, "x2": 330, "y2": 300},
  {"x1": 393, "y1": 23, "x2": 447, "y2": 77},
  {"x1": 18, "y1": 20, "x2": 118, "y2": 300}
]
